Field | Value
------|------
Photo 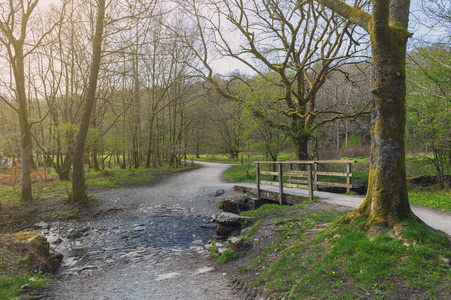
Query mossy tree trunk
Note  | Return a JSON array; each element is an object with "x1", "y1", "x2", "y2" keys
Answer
[
  {"x1": 70, "y1": 0, "x2": 106, "y2": 203},
  {"x1": 314, "y1": 0, "x2": 416, "y2": 227}
]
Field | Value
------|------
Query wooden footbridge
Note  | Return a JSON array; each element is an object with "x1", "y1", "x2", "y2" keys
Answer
[{"x1": 234, "y1": 160, "x2": 356, "y2": 205}]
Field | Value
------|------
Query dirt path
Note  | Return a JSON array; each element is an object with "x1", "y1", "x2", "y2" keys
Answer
[{"x1": 40, "y1": 162, "x2": 239, "y2": 300}]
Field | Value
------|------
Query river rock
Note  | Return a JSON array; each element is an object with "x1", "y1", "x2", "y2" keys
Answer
[
  {"x1": 67, "y1": 227, "x2": 90, "y2": 239},
  {"x1": 33, "y1": 221, "x2": 51, "y2": 230},
  {"x1": 2, "y1": 232, "x2": 63, "y2": 274},
  {"x1": 215, "y1": 212, "x2": 251, "y2": 225},
  {"x1": 213, "y1": 189, "x2": 225, "y2": 196}
]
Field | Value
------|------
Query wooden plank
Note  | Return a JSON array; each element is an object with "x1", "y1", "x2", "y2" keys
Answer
[
  {"x1": 254, "y1": 160, "x2": 314, "y2": 164},
  {"x1": 254, "y1": 160, "x2": 356, "y2": 164},
  {"x1": 315, "y1": 181, "x2": 353, "y2": 188},
  {"x1": 315, "y1": 171, "x2": 352, "y2": 177},
  {"x1": 286, "y1": 170, "x2": 308, "y2": 176},
  {"x1": 290, "y1": 179, "x2": 309, "y2": 184},
  {"x1": 318, "y1": 161, "x2": 356, "y2": 164},
  {"x1": 283, "y1": 183, "x2": 309, "y2": 189},
  {"x1": 260, "y1": 171, "x2": 279, "y2": 176},
  {"x1": 261, "y1": 180, "x2": 279, "y2": 186}
]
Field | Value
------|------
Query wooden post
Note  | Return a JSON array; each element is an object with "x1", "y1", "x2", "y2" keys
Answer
[
  {"x1": 308, "y1": 163, "x2": 313, "y2": 200},
  {"x1": 346, "y1": 162, "x2": 352, "y2": 193},
  {"x1": 256, "y1": 163, "x2": 261, "y2": 198},
  {"x1": 289, "y1": 163, "x2": 293, "y2": 185},
  {"x1": 278, "y1": 163, "x2": 283, "y2": 205},
  {"x1": 313, "y1": 162, "x2": 318, "y2": 191}
]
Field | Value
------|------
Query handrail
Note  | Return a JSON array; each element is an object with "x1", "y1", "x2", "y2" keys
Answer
[{"x1": 255, "y1": 160, "x2": 356, "y2": 204}]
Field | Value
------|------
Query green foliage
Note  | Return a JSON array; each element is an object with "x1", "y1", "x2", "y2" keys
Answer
[
  {"x1": 236, "y1": 72, "x2": 289, "y2": 159},
  {"x1": 217, "y1": 249, "x2": 239, "y2": 264},
  {"x1": 240, "y1": 211, "x2": 451, "y2": 299},
  {"x1": 209, "y1": 241, "x2": 220, "y2": 259},
  {"x1": 0, "y1": 275, "x2": 47, "y2": 299},
  {"x1": 406, "y1": 45, "x2": 451, "y2": 187},
  {"x1": 341, "y1": 135, "x2": 362, "y2": 148}
]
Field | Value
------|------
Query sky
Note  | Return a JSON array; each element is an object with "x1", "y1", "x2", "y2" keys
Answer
[{"x1": 35, "y1": 0, "x2": 446, "y2": 75}]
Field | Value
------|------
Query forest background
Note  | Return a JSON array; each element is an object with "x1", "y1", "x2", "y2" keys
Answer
[{"x1": 0, "y1": 0, "x2": 449, "y2": 205}]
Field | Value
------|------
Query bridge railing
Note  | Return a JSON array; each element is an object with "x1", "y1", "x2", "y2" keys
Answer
[{"x1": 254, "y1": 160, "x2": 356, "y2": 204}]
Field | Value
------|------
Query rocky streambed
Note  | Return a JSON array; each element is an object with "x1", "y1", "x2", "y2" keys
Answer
[
  {"x1": 31, "y1": 162, "x2": 242, "y2": 300},
  {"x1": 31, "y1": 205, "x2": 217, "y2": 279}
]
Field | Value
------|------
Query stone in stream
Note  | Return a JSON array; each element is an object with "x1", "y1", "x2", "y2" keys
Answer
[
  {"x1": 215, "y1": 212, "x2": 251, "y2": 225},
  {"x1": 67, "y1": 227, "x2": 90, "y2": 239},
  {"x1": 133, "y1": 224, "x2": 146, "y2": 232},
  {"x1": 215, "y1": 212, "x2": 251, "y2": 240}
]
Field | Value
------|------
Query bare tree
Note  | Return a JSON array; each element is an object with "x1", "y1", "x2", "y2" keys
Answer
[
  {"x1": 178, "y1": 0, "x2": 369, "y2": 160},
  {"x1": 70, "y1": 0, "x2": 106, "y2": 203},
  {"x1": 0, "y1": 0, "x2": 64, "y2": 202}
]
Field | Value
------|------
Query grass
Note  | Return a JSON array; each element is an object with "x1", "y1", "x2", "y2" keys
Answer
[
  {"x1": 237, "y1": 204, "x2": 451, "y2": 299},
  {"x1": 186, "y1": 154, "x2": 243, "y2": 164},
  {"x1": 223, "y1": 164, "x2": 256, "y2": 183},
  {"x1": 409, "y1": 187, "x2": 451, "y2": 211},
  {"x1": 0, "y1": 165, "x2": 198, "y2": 204},
  {"x1": 0, "y1": 275, "x2": 48, "y2": 299}
]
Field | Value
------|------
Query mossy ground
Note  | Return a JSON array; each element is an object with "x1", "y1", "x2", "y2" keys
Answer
[{"x1": 220, "y1": 202, "x2": 451, "y2": 299}]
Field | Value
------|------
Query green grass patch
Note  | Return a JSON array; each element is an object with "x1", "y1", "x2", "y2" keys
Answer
[
  {"x1": 238, "y1": 209, "x2": 451, "y2": 299},
  {"x1": 408, "y1": 188, "x2": 451, "y2": 211},
  {"x1": 0, "y1": 275, "x2": 48, "y2": 299},
  {"x1": 217, "y1": 249, "x2": 239, "y2": 264},
  {"x1": 0, "y1": 165, "x2": 197, "y2": 205},
  {"x1": 186, "y1": 154, "x2": 244, "y2": 164},
  {"x1": 223, "y1": 164, "x2": 256, "y2": 183}
]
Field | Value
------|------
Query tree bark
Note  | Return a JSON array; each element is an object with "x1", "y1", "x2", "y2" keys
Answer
[
  {"x1": 70, "y1": 0, "x2": 106, "y2": 203},
  {"x1": 314, "y1": 0, "x2": 416, "y2": 227},
  {"x1": 0, "y1": 0, "x2": 40, "y2": 202},
  {"x1": 292, "y1": 133, "x2": 310, "y2": 161},
  {"x1": 15, "y1": 51, "x2": 33, "y2": 202}
]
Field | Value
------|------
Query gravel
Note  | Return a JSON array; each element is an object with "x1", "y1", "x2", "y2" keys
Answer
[{"x1": 41, "y1": 162, "x2": 240, "y2": 300}]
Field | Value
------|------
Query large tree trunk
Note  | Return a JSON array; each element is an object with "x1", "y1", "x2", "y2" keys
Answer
[
  {"x1": 356, "y1": 13, "x2": 414, "y2": 226},
  {"x1": 70, "y1": 0, "x2": 106, "y2": 203},
  {"x1": 313, "y1": 0, "x2": 416, "y2": 228}
]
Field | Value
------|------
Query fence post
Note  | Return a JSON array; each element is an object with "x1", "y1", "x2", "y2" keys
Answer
[
  {"x1": 346, "y1": 162, "x2": 352, "y2": 193},
  {"x1": 256, "y1": 163, "x2": 261, "y2": 198},
  {"x1": 313, "y1": 162, "x2": 318, "y2": 191},
  {"x1": 308, "y1": 163, "x2": 313, "y2": 200},
  {"x1": 289, "y1": 163, "x2": 293, "y2": 185},
  {"x1": 278, "y1": 163, "x2": 283, "y2": 205}
]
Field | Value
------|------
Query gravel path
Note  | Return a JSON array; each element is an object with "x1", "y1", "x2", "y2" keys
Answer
[
  {"x1": 41, "y1": 162, "x2": 239, "y2": 300},
  {"x1": 238, "y1": 183, "x2": 451, "y2": 236}
]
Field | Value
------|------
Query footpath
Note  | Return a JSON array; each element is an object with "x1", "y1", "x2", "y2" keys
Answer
[{"x1": 236, "y1": 183, "x2": 451, "y2": 236}]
